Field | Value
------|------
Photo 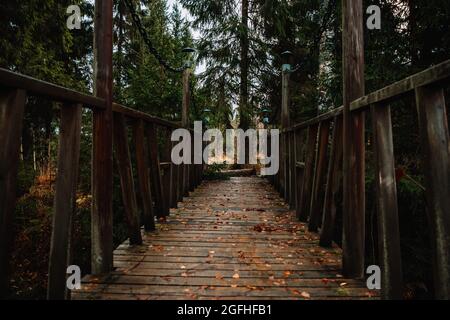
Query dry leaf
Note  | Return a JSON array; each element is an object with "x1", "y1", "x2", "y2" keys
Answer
[
  {"x1": 300, "y1": 291, "x2": 311, "y2": 299},
  {"x1": 232, "y1": 273, "x2": 240, "y2": 279}
]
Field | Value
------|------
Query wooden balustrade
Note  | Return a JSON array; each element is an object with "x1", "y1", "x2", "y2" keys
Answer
[
  {"x1": 0, "y1": 67, "x2": 204, "y2": 299},
  {"x1": 272, "y1": 59, "x2": 450, "y2": 299}
]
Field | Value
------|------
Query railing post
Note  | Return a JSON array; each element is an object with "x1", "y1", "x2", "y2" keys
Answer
[
  {"x1": 133, "y1": 119, "x2": 155, "y2": 231},
  {"x1": 342, "y1": 0, "x2": 366, "y2": 278},
  {"x1": 91, "y1": 0, "x2": 114, "y2": 274},
  {"x1": 415, "y1": 85, "x2": 450, "y2": 299},
  {"x1": 371, "y1": 102, "x2": 403, "y2": 299},
  {"x1": 0, "y1": 89, "x2": 26, "y2": 298},
  {"x1": 309, "y1": 120, "x2": 330, "y2": 232},
  {"x1": 299, "y1": 124, "x2": 318, "y2": 222},
  {"x1": 113, "y1": 114, "x2": 142, "y2": 245},
  {"x1": 320, "y1": 116, "x2": 343, "y2": 247},
  {"x1": 47, "y1": 103, "x2": 82, "y2": 300},
  {"x1": 182, "y1": 68, "x2": 190, "y2": 196}
]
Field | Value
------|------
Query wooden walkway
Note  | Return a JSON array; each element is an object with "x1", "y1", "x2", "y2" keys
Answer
[{"x1": 74, "y1": 177, "x2": 377, "y2": 300}]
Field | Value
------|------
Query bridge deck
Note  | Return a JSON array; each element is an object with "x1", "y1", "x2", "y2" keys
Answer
[{"x1": 74, "y1": 177, "x2": 377, "y2": 300}]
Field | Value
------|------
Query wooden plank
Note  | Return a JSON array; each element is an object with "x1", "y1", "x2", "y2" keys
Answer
[
  {"x1": 47, "y1": 103, "x2": 82, "y2": 300},
  {"x1": 76, "y1": 177, "x2": 377, "y2": 300},
  {"x1": 113, "y1": 114, "x2": 142, "y2": 244},
  {"x1": 147, "y1": 123, "x2": 168, "y2": 217},
  {"x1": 299, "y1": 125, "x2": 318, "y2": 222},
  {"x1": 133, "y1": 119, "x2": 155, "y2": 231},
  {"x1": 371, "y1": 103, "x2": 403, "y2": 300},
  {"x1": 91, "y1": 0, "x2": 114, "y2": 275},
  {"x1": 415, "y1": 85, "x2": 450, "y2": 299},
  {"x1": 0, "y1": 89, "x2": 26, "y2": 298},
  {"x1": 0, "y1": 68, "x2": 104, "y2": 109},
  {"x1": 295, "y1": 131, "x2": 306, "y2": 220},
  {"x1": 342, "y1": 0, "x2": 366, "y2": 278},
  {"x1": 320, "y1": 117, "x2": 343, "y2": 247},
  {"x1": 308, "y1": 121, "x2": 330, "y2": 232}
]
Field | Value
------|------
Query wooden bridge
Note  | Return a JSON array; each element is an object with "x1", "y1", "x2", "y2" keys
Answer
[{"x1": 0, "y1": 1, "x2": 449, "y2": 301}]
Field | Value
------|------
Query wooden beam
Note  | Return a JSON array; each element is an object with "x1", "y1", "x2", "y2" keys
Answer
[
  {"x1": 91, "y1": 0, "x2": 114, "y2": 275},
  {"x1": 47, "y1": 103, "x2": 82, "y2": 300},
  {"x1": 309, "y1": 120, "x2": 330, "y2": 232},
  {"x1": 371, "y1": 103, "x2": 403, "y2": 299},
  {"x1": 0, "y1": 89, "x2": 26, "y2": 298},
  {"x1": 351, "y1": 59, "x2": 450, "y2": 111},
  {"x1": 295, "y1": 130, "x2": 306, "y2": 220},
  {"x1": 0, "y1": 68, "x2": 104, "y2": 109},
  {"x1": 133, "y1": 120, "x2": 155, "y2": 231},
  {"x1": 113, "y1": 114, "x2": 142, "y2": 244},
  {"x1": 415, "y1": 85, "x2": 450, "y2": 299},
  {"x1": 320, "y1": 117, "x2": 343, "y2": 247},
  {"x1": 342, "y1": 0, "x2": 366, "y2": 278}
]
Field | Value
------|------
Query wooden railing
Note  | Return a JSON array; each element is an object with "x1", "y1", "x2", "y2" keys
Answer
[
  {"x1": 0, "y1": 68, "x2": 203, "y2": 299},
  {"x1": 272, "y1": 60, "x2": 450, "y2": 299}
]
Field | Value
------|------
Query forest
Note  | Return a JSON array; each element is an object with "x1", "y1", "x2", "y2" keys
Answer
[{"x1": 0, "y1": 0, "x2": 449, "y2": 300}]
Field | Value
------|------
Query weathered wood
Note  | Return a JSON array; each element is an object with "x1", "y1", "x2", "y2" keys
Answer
[
  {"x1": 342, "y1": 0, "x2": 366, "y2": 278},
  {"x1": 295, "y1": 131, "x2": 306, "y2": 220},
  {"x1": 415, "y1": 85, "x2": 450, "y2": 299},
  {"x1": 147, "y1": 123, "x2": 169, "y2": 217},
  {"x1": 285, "y1": 107, "x2": 343, "y2": 133},
  {"x1": 161, "y1": 129, "x2": 174, "y2": 210},
  {"x1": 289, "y1": 131, "x2": 296, "y2": 209},
  {"x1": 309, "y1": 120, "x2": 330, "y2": 232},
  {"x1": 91, "y1": 0, "x2": 114, "y2": 275},
  {"x1": 299, "y1": 124, "x2": 318, "y2": 222},
  {"x1": 371, "y1": 103, "x2": 403, "y2": 300},
  {"x1": 284, "y1": 132, "x2": 290, "y2": 203},
  {"x1": 47, "y1": 103, "x2": 82, "y2": 300},
  {"x1": 113, "y1": 114, "x2": 142, "y2": 244},
  {"x1": 0, "y1": 68, "x2": 104, "y2": 109},
  {"x1": 113, "y1": 103, "x2": 181, "y2": 129},
  {"x1": 320, "y1": 117, "x2": 343, "y2": 247},
  {"x1": 75, "y1": 177, "x2": 378, "y2": 300},
  {"x1": 350, "y1": 59, "x2": 450, "y2": 112},
  {"x1": 0, "y1": 89, "x2": 26, "y2": 298},
  {"x1": 133, "y1": 119, "x2": 155, "y2": 231}
]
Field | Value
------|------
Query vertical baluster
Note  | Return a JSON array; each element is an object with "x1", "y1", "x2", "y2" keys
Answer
[
  {"x1": 113, "y1": 113, "x2": 142, "y2": 244},
  {"x1": 309, "y1": 120, "x2": 330, "y2": 232},
  {"x1": 371, "y1": 102, "x2": 403, "y2": 300},
  {"x1": 0, "y1": 89, "x2": 26, "y2": 298},
  {"x1": 320, "y1": 116, "x2": 343, "y2": 247},
  {"x1": 299, "y1": 124, "x2": 318, "y2": 222},
  {"x1": 47, "y1": 103, "x2": 82, "y2": 300},
  {"x1": 415, "y1": 85, "x2": 450, "y2": 299},
  {"x1": 133, "y1": 119, "x2": 155, "y2": 231}
]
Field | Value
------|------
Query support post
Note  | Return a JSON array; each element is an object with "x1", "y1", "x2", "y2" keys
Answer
[
  {"x1": 0, "y1": 89, "x2": 26, "y2": 298},
  {"x1": 91, "y1": 0, "x2": 114, "y2": 274},
  {"x1": 415, "y1": 85, "x2": 450, "y2": 299},
  {"x1": 47, "y1": 103, "x2": 82, "y2": 300},
  {"x1": 342, "y1": 0, "x2": 366, "y2": 278},
  {"x1": 371, "y1": 102, "x2": 403, "y2": 300},
  {"x1": 182, "y1": 68, "x2": 190, "y2": 196},
  {"x1": 113, "y1": 114, "x2": 142, "y2": 244}
]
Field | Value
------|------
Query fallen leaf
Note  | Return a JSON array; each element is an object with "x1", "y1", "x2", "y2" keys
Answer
[
  {"x1": 232, "y1": 273, "x2": 240, "y2": 279},
  {"x1": 215, "y1": 273, "x2": 224, "y2": 280},
  {"x1": 300, "y1": 291, "x2": 311, "y2": 299}
]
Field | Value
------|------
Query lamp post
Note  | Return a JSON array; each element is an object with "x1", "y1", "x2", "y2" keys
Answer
[
  {"x1": 281, "y1": 51, "x2": 292, "y2": 129},
  {"x1": 181, "y1": 47, "x2": 195, "y2": 128}
]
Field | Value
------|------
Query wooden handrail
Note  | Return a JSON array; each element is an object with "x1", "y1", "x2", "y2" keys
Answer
[
  {"x1": 283, "y1": 59, "x2": 450, "y2": 133},
  {"x1": 274, "y1": 59, "x2": 450, "y2": 299}
]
